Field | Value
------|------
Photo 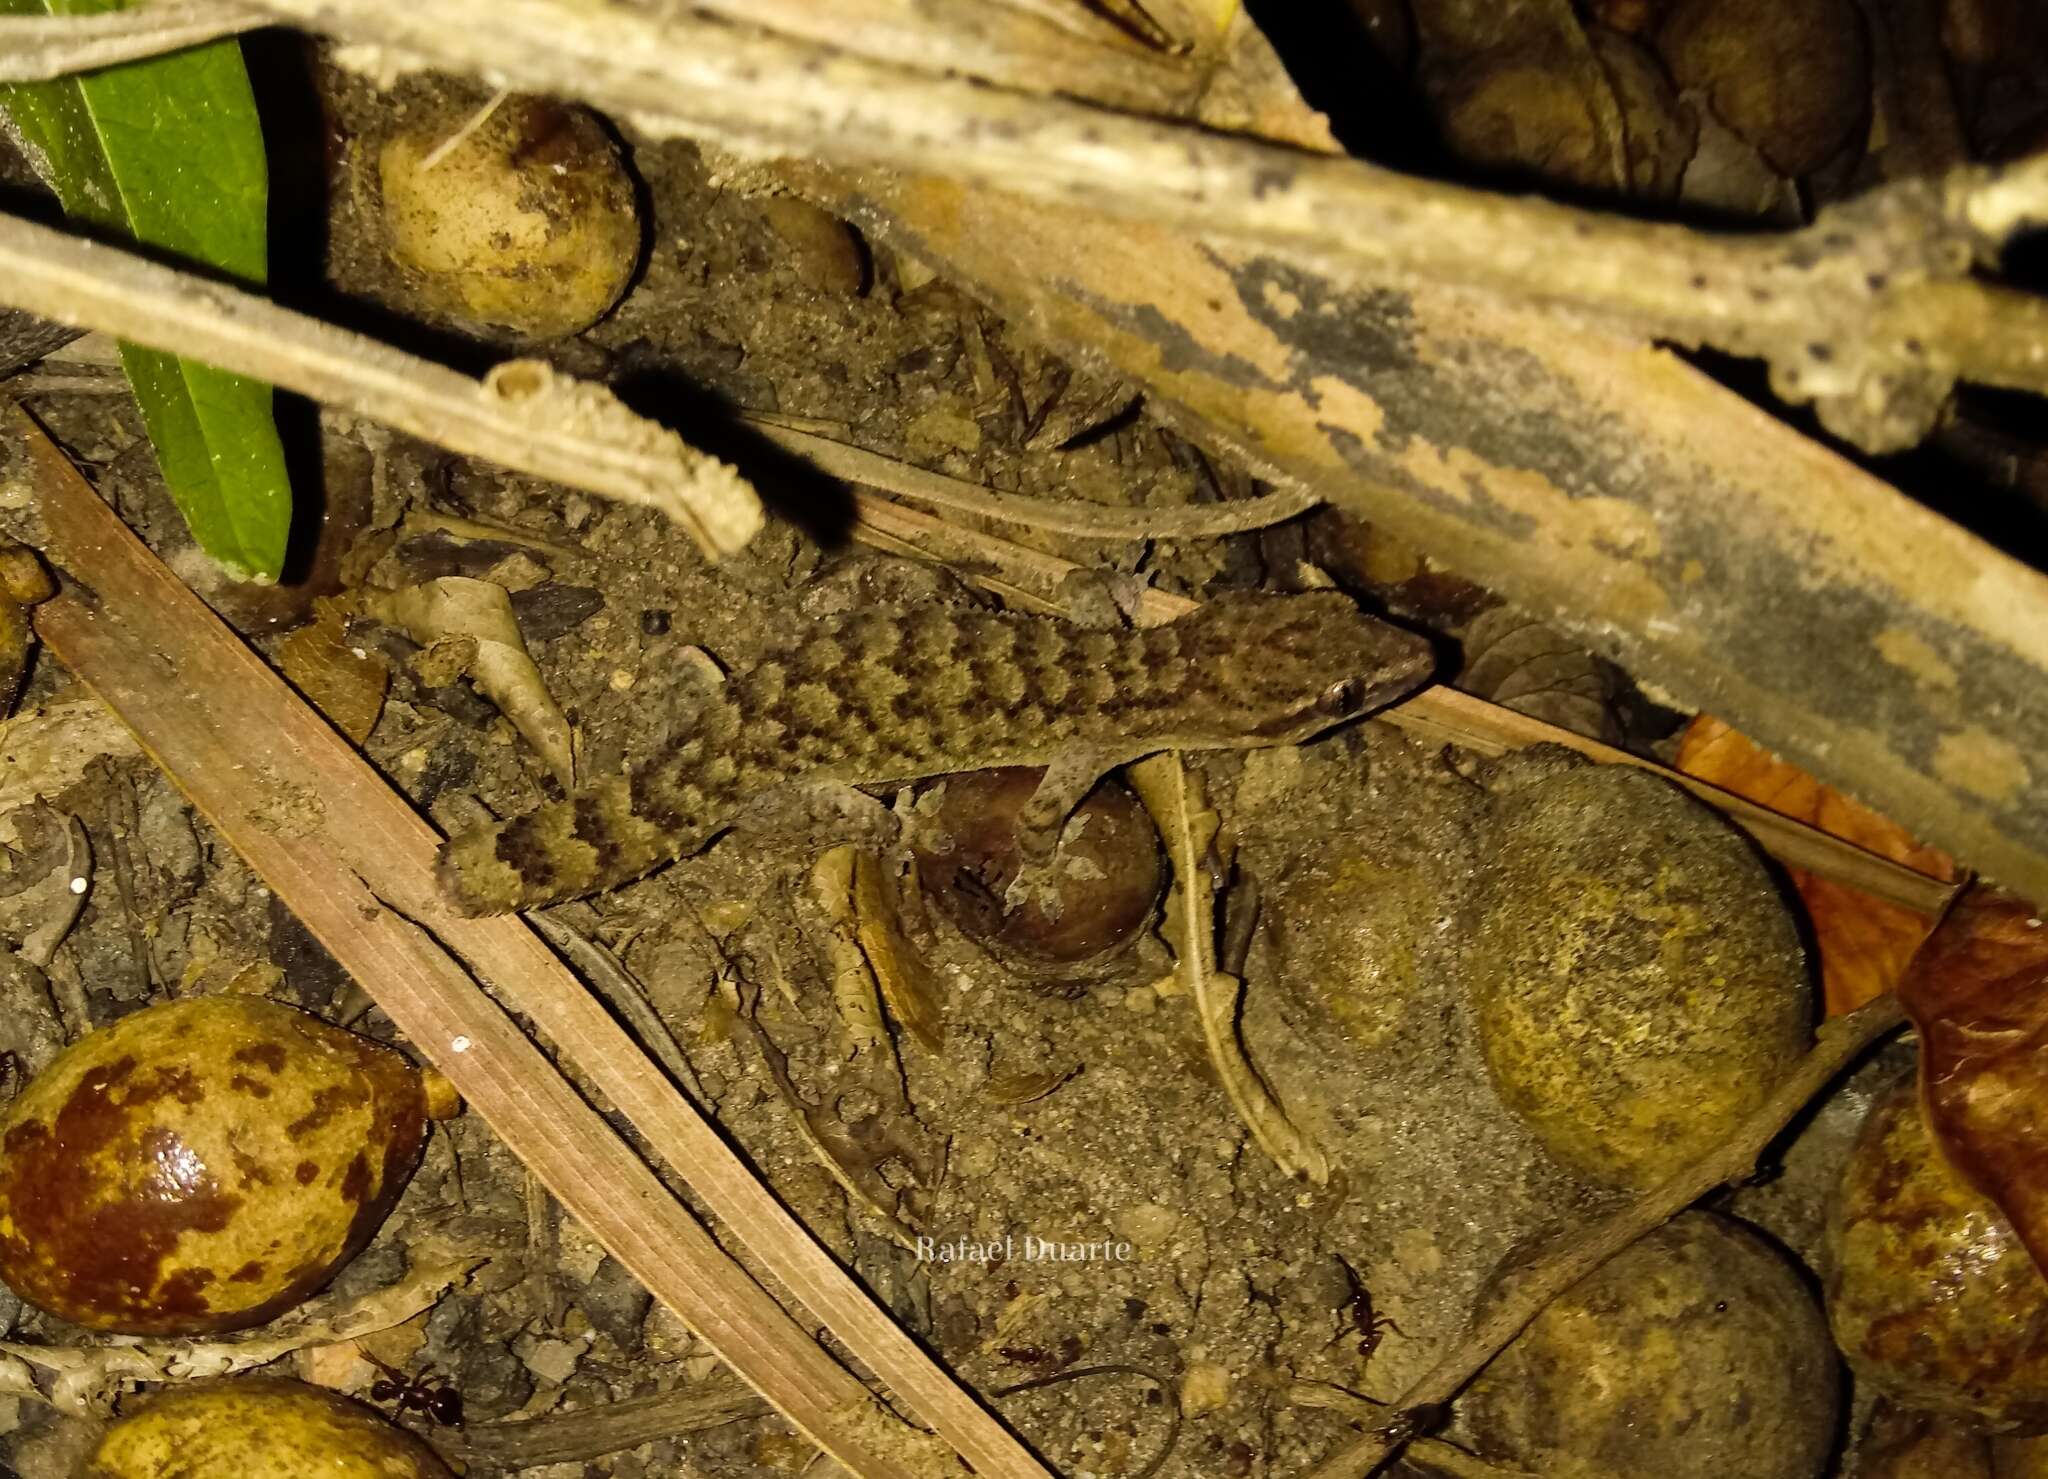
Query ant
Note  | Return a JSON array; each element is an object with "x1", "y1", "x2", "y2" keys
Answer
[
  {"x1": 365, "y1": 1352, "x2": 464, "y2": 1427},
  {"x1": 1330, "y1": 1257, "x2": 1402, "y2": 1367}
]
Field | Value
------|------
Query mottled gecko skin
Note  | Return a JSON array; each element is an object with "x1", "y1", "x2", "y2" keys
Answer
[{"x1": 438, "y1": 592, "x2": 1432, "y2": 914}]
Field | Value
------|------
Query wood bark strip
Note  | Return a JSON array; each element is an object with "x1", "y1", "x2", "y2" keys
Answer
[{"x1": 14, "y1": 407, "x2": 1050, "y2": 1479}]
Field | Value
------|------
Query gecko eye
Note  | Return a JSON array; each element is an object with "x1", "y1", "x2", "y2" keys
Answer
[{"x1": 1317, "y1": 676, "x2": 1368, "y2": 717}]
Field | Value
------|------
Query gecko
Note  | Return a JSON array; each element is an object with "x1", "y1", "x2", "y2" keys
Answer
[{"x1": 437, "y1": 591, "x2": 1434, "y2": 915}]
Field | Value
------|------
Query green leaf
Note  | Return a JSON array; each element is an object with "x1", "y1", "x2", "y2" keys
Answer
[{"x1": 0, "y1": 0, "x2": 290, "y2": 581}]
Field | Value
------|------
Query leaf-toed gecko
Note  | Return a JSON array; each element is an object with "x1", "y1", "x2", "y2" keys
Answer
[{"x1": 437, "y1": 591, "x2": 1433, "y2": 915}]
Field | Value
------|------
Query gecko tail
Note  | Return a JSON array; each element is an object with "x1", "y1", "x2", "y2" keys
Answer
[{"x1": 436, "y1": 776, "x2": 692, "y2": 916}]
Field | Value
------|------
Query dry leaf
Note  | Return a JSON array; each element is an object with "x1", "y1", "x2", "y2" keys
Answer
[
  {"x1": 0, "y1": 1259, "x2": 481, "y2": 1416},
  {"x1": 852, "y1": 850, "x2": 945, "y2": 1051},
  {"x1": 1899, "y1": 883, "x2": 2048, "y2": 1281},
  {"x1": 1675, "y1": 715, "x2": 1958, "y2": 1012},
  {"x1": 363, "y1": 576, "x2": 574, "y2": 786},
  {"x1": 1458, "y1": 606, "x2": 1619, "y2": 743},
  {"x1": 807, "y1": 844, "x2": 889, "y2": 1057},
  {"x1": 278, "y1": 596, "x2": 389, "y2": 744}
]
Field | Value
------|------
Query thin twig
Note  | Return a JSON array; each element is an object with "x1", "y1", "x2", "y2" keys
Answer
[
  {"x1": 241, "y1": 0, "x2": 2048, "y2": 449},
  {"x1": 991, "y1": 1364, "x2": 1182, "y2": 1479},
  {"x1": 1290, "y1": 1384, "x2": 1546, "y2": 1479},
  {"x1": 531, "y1": 909, "x2": 707, "y2": 1102},
  {"x1": 1300, "y1": 992, "x2": 1909, "y2": 1479},
  {"x1": 0, "y1": 212, "x2": 763, "y2": 559},
  {"x1": 684, "y1": 0, "x2": 1192, "y2": 113},
  {"x1": 743, "y1": 412, "x2": 1319, "y2": 540},
  {"x1": 0, "y1": 2, "x2": 267, "y2": 82}
]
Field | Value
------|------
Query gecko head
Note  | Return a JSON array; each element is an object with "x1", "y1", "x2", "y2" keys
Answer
[{"x1": 1174, "y1": 592, "x2": 1434, "y2": 744}]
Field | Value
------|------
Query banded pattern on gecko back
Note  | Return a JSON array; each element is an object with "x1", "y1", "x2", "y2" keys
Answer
[{"x1": 438, "y1": 592, "x2": 1432, "y2": 914}]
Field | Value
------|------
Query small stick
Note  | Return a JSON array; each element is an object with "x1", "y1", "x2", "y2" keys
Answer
[
  {"x1": 0, "y1": 212, "x2": 763, "y2": 559},
  {"x1": 1290, "y1": 1383, "x2": 1552, "y2": 1479},
  {"x1": 1299, "y1": 991, "x2": 1909, "y2": 1479},
  {"x1": 245, "y1": 0, "x2": 2048, "y2": 442},
  {"x1": 0, "y1": 2, "x2": 267, "y2": 82}
]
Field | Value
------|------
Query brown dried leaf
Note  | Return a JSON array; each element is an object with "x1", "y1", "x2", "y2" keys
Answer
[
  {"x1": 852, "y1": 849, "x2": 945, "y2": 1052},
  {"x1": 1900, "y1": 883, "x2": 2048, "y2": 1281},
  {"x1": 1458, "y1": 606, "x2": 1619, "y2": 743},
  {"x1": 1675, "y1": 715, "x2": 1958, "y2": 1013},
  {"x1": 806, "y1": 844, "x2": 888, "y2": 1057},
  {"x1": 277, "y1": 597, "x2": 388, "y2": 745}
]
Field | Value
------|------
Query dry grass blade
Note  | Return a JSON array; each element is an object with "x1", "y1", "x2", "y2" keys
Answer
[
  {"x1": 745, "y1": 413, "x2": 1319, "y2": 540},
  {"x1": 15, "y1": 408, "x2": 1048, "y2": 1479},
  {"x1": 437, "y1": 1382, "x2": 773, "y2": 1468},
  {"x1": 0, "y1": 214, "x2": 762, "y2": 558}
]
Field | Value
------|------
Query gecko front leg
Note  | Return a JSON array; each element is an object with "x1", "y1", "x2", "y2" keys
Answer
[
  {"x1": 1012, "y1": 747, "x2": 1125, "y2": 864},
  {"x1": 1002, "y1": 746, "x2": 1130, "y2": 910}
]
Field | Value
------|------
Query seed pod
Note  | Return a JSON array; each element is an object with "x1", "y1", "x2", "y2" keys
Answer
[
  {"x1": 1466, "y1": 1213, "x2": 1839, "y2": 1479},
  {"x1": 910, "y1": 767, "x2": 1162, "y2": 982},
  {"x1": 0, "y1": 996, "x2": 431, "y2": 1334},
  {"x1": 1469, "y1": 755, "x2": 1811, "y2": 1188},
  {"x1": 1827, "y1": 1076, "x2": 2048, "y2": 1434},
  {"x1": 82, "y1": 1379, "x2": 453, "y2": 1478},
  {"x1": 367, "y1": 92, "x2": 641, "y2": 340}
]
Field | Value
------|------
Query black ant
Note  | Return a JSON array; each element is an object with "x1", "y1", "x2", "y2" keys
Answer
[
  {"x1": 366, "y1": 1353, "x2": 464, "y2": 1427},
  {"x1": 1330, "y1": 1257, "x2": 1402, "y2": 1366}
]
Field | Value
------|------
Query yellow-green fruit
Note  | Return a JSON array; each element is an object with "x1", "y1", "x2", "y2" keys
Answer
[
  {"x1": 81, "y1": 1378, "x2": 453, "y2": 1477},
  {"x1": 1827, "y1": 1078, "x2": 2048, "y2": 1434},
  {"x1": 1465, "y1": 1213, "x2": 1839, "y2": 1479},
  {"x1": 0, "y1": 997, "x2": 427, "y2": 1334},
  {"x1": 1471, "y1": 760, "x2": 1810, "y2": 1187},
  {"x1": 374, "y1": 94, "x2": 640, "y2": 339}
]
